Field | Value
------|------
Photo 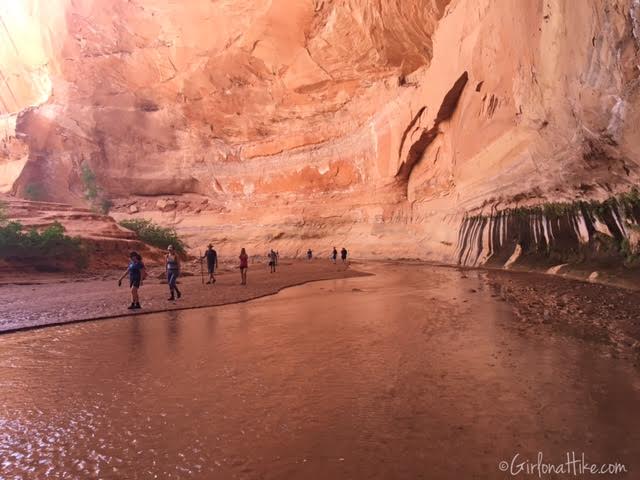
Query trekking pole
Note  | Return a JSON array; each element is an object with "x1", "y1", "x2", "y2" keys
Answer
[{"x1": 200, "y1": 251, "x2": 204, "y2": 284}]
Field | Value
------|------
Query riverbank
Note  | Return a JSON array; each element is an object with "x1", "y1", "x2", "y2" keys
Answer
[
  {"x1": 378, "y1": 260, "x2": 640, "y2": 363},
  {"x1": 3, "y1": 259, "x2": 640, "y2": 365},
  {"x1": 0, "y1": 260, "x2": 366, "y2": 333},
  {"x1": 486, "y1": 268, "x2": 640, "y2": 364}
]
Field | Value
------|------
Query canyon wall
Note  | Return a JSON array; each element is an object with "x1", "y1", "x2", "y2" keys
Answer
[{"x1": 1, "y1": 0, "x2": 640, "y2": 265}]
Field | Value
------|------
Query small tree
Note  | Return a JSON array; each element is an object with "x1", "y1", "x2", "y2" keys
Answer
[
  {"x1": 80, "y1": 163, "x2": 112, "y2": 213},
  {"x1": 81, "y1": 164, "x2": 98, "y2": 200},
  {"x1": 119, "y1": 219, "x2": 186, "y2": 254}
]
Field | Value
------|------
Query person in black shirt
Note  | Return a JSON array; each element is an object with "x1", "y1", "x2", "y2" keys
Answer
[
  {"x1": 203, "y1": 244, "x2": 218, "y2": 284},
  {"x1": 341, "y1": 247, "x2": 348, "y2": 264}
]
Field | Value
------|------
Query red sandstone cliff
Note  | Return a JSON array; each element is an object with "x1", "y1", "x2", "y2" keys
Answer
[{"x1": 1, "y1": 0, "x2": 639, "y2": 264}]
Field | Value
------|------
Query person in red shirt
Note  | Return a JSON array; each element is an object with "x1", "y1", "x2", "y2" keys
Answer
[{"x1": 239, "y1": 248, "x2": 248, "y2": 285}]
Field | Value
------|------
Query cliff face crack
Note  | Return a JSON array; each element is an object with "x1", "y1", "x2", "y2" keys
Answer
[
  {"x1": 435, "y1": 71, "x2": 468, "y2": 123},
  {"x1": 396, "y1": 71, "x2": 468, "y2": 182},
  {"x1": 396, "y1": 126, "x2": 439, "y2": 180},
  {"x1": 304, "y1": 46, "x2": 334, "y2": 81},
  {"x1": 397, "y1": 106, "x2": 427, "y2": 161}
]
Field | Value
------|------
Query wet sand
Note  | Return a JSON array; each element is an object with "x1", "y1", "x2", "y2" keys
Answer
[
  {"x1": 1, "y1": 264, "x2": 639, "y2": 479},
  {"x1": 487, "y1": 269, "x2": 640, "y2": 364},
  {"x1": 0, "y1": 260, "x2": 365, "y2": 333}
]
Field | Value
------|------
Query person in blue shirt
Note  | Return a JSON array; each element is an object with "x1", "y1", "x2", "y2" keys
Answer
[{"x1": 118, "y1": 251, "x2": 147, "y2": 309}]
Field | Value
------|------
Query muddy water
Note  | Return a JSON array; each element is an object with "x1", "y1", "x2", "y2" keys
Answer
[{"x1": 1, "y1": 265, "x2": 639, "y2": 479}]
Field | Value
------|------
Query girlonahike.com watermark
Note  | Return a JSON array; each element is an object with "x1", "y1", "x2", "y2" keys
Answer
[{"x1": 498, "y1": 452, "x2": 627, "y2": 477}]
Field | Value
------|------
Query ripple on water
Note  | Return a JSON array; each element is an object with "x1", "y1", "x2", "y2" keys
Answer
[{"x1": 0, "y1": 267, "x2": 639, "y2": 479}]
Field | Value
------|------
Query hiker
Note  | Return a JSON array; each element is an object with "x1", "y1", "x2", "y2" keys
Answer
[
  {"x1": 341, "y1": 247, "x2": 348, "y2": 264},
  {"x1": 331, "y1": 247, "x2": 338, "y2": 264},
  {"x1": 117, "y1": 251, "x2": 147, "y2": 310},
  {"x1": 203, "y1": 244, "x2": 218, "y2": 284},
  {"x1": 239, "y1": 248, "x2": 249, "y2": 285},
  {"x1": 307, "y1": 249, "x2": 313, "y2": 260},
  {"x1": 267, "y1": 250, "x2": 276, "y2": 273},
  {"x1": 269, "y1": 250, "x2": 278, "y2": 273},
  {"x1": 166, "y1": 245, "x2": 182, "y2": 300},
  {"x1": 275, "y1": 251, "x2": 279, "y2": 265}
]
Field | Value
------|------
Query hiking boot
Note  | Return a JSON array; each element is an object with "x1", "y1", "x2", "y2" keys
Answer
[
  {"x1": 168, "y1": 296, "x2": 175, "y2": 301},
  {"x1": 176, "y1": 290, "x2": 182, "y2": 299},
  {"x1": 206, "y1": 280, "x2": 212, "y2": 284},
  {"x1": 134, "y1": 303, "x2": 141, "y2": 309},
  {"x1": 127, "y1": 303, "x2": 136, "y2": 309}
]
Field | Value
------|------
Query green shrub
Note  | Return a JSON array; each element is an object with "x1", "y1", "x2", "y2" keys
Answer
[
  {"x1": 101, "y1": 198, "x2": 113, "y2": 214},
  {"x1": 0, "y1": 220, "x2": 86, "y2": 268},
  {"x1": 81, "y1": 164, "x2": 98, "y2": 200},
  {"x1": 24, "y1": 183, "x2": 45, "y2": 201},
  {"x1": 92, "y1": 198, "x2": 114, "y2": 215},
  {"x1": 0, "y1": 200, "x2": 6, "y2": 223},
  {"x1": 79, "y1": 164, "x2": 114, "y2": 214},
  {"x1": 119, "y1": 218, "x2": 186, "y2": 254}
]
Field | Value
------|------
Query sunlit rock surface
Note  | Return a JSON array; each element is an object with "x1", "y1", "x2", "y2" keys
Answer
[
  {"x1": 1, "y1": 0, "x2": 640, "y2": 263},
  {"x1": 0, "y1": 194, "x2": 164, "y2": 272}
]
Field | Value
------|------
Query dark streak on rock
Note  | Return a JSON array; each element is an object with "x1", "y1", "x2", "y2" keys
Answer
[{"x1": 396, "y1": 71, "x2": 468, "y2": 182}]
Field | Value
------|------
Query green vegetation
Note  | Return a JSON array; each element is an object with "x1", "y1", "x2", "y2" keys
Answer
[
  {"x1": 468, "y1": 187, "x2": 640, "y2": 266},
  {"x1": 0, "y1": 215, "x2": 86, "y2": 268},
  {"x1": 617, "y1": 187, "x2": 640, "y2": 218},
  {"x1": 24, "y1": 182, "x2": 45, "y2": 201},
  {"x1": 0, "y1": 200, "x2": 86, "y2": 267},
  {"x1": 119, "y1": 218, "x2": 186, "y2": 254},
  {"x1": 620, "y1": 239, "x2": 639, "y2": 266},
  {"x1": 81, "y1": 164, "x2": 99, "y2": 201},
  {"x1": 80, "y1": 163, "x2": 112, "y2": 214},
  {"x1": 99, "y1": 198, "x2": 114, "y2": 215},
  {"x1": 497, "y1": 188, "x2": 640, "y2": 224}
]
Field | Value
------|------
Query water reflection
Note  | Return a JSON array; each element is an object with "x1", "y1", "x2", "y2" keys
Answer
[
  {"x1": 0, "y1": 265, "x2": 639, "y2": 479},
  {"x1": 129, "y1": 317, "x2": 143, "y2": 353},
  {"x1": 166, "y1": 310, "x2": 180, "y2": 352}
]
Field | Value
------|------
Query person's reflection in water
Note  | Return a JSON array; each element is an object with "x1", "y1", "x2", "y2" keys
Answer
[
  {"x1": 166, "y1": 310, "x2": 181, "y2": 352},
  {"x1": 127, "y1": 317, "x2": 145, "y2": 363},
  {"x1": 237, "y1": 303, "x2": 251, "y2": 333},
  {"x1": 205, "y1": 310, "x2": 219, "y2": 338}
]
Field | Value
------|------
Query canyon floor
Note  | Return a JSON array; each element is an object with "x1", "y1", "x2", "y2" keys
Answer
[
  {"x1": 1, "y1": 261, "x2": 640, "y2": 363},
  {"x1": 0, "y1": 260, "x2": 366, "y2": 333},
  {"x1": 1, "y1": 264, "x2": 639, "y2": 479}
]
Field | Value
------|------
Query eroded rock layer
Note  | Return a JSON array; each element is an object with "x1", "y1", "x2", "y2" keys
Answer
[{"x1": 2, "y1": 0, "x2": 640, "y2": 264}]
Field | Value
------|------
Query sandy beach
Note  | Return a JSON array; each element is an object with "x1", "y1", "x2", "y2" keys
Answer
[{"x1": 0, "y1": 259, "x2": 366, "y2": 333}]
